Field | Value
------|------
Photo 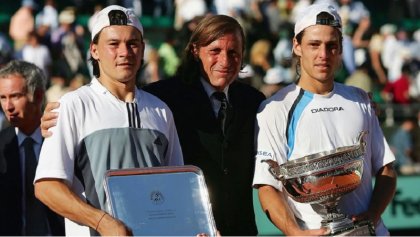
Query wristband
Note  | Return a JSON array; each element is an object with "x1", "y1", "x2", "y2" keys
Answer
[{"x1": 95, "y1": 212, "x2": 107, "y2": 231}]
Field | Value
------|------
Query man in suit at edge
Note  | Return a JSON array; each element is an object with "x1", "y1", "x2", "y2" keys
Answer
[
  {"x1": 0, "y1": 60, "x2": 64, "y2": 235},
  {"x1": 40, "y1": 15, "x2": 265, "y2": 235}
]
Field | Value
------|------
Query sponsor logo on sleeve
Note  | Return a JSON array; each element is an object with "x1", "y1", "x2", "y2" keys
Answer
[{"x1": 256, "y1": 150, "x2": 273, "y2": 158}]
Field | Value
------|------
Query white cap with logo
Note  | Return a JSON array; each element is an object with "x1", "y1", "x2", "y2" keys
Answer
[
  {"x1": 90, "y1": 5, "x2": 144, "y2": 40},
  {"x1": 294, "y1": 3, "x2": 342, "y2": 37}
]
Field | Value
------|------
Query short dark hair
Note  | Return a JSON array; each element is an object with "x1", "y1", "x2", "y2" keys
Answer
[{"x1": 90, "y1": 34, "x2": 100, "y2": 78}]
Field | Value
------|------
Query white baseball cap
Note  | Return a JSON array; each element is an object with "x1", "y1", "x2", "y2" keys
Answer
[
  {"x1": 90, "y1": 5, "x2": 144, "y2": 40},
  {"x1": 294, "y1": 3, "x2": 342, "y2": 37}
]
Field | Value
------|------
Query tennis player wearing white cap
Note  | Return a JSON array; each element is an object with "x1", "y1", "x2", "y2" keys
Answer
[
  {"x1": 253, "y1": 3, "x2": 396, "y2": 236},
  {"x1": 34, "y1": 5, "x2": 183, "y2": 236}
]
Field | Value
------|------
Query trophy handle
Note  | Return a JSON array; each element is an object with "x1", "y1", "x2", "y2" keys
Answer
[
  {"x1": 261, "y1": 159, "x2": 284, "y2": 181},
  {"x1": 357, "y1": 131, "x2": 368, "y2": 152}
]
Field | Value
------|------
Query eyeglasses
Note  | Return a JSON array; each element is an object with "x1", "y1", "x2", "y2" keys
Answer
[{"x1": 108, "y1": 10, "x2": 128, "y2": 26}]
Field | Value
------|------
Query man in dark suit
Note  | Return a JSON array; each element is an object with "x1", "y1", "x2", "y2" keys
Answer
[
  {"x1": 144, "y1": 15, "x2": 265, "y2": 235},
  {"x1": 40, "y1": 15, "x2": 265, "y2": 235},
  {"x1": 0, "y1": 60, "x2": 64, "y2": 235}
]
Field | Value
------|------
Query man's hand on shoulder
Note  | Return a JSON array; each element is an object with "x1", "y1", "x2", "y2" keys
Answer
[{"x1": 41, "y1": 102, "x2": 60, "y2": 138}]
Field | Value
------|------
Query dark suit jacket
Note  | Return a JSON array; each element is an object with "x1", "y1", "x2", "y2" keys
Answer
[
  {"x1": 0, "y1": 126, "x2": 65, "y2": 236},
  {"x1": 144, "y1": 77, "x2": 265, "y2": 235}
]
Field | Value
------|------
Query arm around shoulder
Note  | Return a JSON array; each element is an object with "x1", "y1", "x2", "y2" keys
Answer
[{"x1": 40, "y1": 101, "x2": 60, "y2": 138}]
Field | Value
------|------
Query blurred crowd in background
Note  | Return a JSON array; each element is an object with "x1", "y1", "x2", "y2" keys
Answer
[{"x1": 0, "y1": 0, "x2": 420, "y2": 174}]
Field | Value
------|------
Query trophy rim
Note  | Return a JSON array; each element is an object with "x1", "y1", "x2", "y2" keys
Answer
[
  {"x1": 280, "y1": 130, "x2": 368, "y2": 172},
  {"x1": 278, "y1": 144, "x2": 364, "y2": 179},
  {"x1": 282, "y1": 143, "x2": 360, "y2": 167}
]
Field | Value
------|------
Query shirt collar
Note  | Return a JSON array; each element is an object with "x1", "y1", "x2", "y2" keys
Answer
[
  {"x1": 90, "y1": 77, "x2": 138, "y2": 103},
  {"x1": 200, "y1": 77, "x2": 229, "y2": 100},
  {"x1": 15, "y1": 127, "x2": 42, "y2": 147}
]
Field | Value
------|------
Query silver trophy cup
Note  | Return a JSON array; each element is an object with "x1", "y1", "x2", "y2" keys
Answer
[{"x1": 263, "y1": 131, "x2": 375, "y2": 236}]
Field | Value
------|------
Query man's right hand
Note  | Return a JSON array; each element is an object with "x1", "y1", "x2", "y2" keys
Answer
[{"x1": 41, "y1": 102, "x2": 60, "y2": 138}]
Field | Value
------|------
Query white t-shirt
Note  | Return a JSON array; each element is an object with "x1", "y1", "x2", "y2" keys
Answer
[
  {"x1": 35, "y1": 77, "x2": 183, "y2": 235},
  {"x1": 253, "y1": 83, "x2": 395, "y2": 236}
]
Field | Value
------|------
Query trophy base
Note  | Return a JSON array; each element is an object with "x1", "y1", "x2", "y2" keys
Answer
[{"x1": 330, "y1": 220, "x2": 375, "y2": 236}]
